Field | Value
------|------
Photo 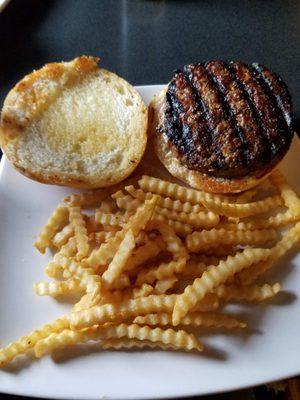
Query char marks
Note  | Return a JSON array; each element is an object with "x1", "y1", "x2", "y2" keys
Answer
[{"x1": 162, "y1": 61, "x2": 294, "y2": 179}]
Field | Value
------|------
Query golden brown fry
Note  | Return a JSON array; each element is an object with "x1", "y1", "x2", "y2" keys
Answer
[
  {"x1": 134, "y1": 312, "x2": 246, "y2": 329},
  {"x1": 100, "y1": 338, "x2": 185, "y2": 351},
  {"x1": 125, "y1": 186, "x2": 205, "y2": 213},
  {"x1": 102, "y1": 229, "x2": 135, "y2": 285},
  {"x1": 124, "y1": 238, "x2": 163, "y2": 272},
  {"x1": 238, "y1": 221, "x2": 300, "y2": 284},
  {"x1": 113, "y1": 191, "x2": 142, "y2": 213},
  {"x1": 34, "y1": 324, "x2": 202, "y2": 358},
  {"x1": 138, "y1": 175, "x2": 283, "y2": 217},
  {"x1": 173, "y1": 248, "x2": 270, "y2": 325},
  {"x1": 154, "y1": 278, "x2": 178, "y2": 294},
  {"x1": 45, "y1": 237, "x2": 77, "y2": 278},
  {"x1": 69, "y1": 206, "x2": 90, "y2": 260},
  {"x1": 71, "y1": 293, "x2": 218, "y2": 329},
  {"x1": 0, "y1": 316, "x2": 69, "y2": 367},
  {"x1": 186, "y1": 228, "x2": 277, "y2": 252},
  {"x1": 155, "y1": 207, "x2": 219, "y2": 229},
  {"x1": 34, "y1": 206, "x2": 69, "y2": 253},
  {"x1": 72, "y1": 292, "x2": 101, "y2": 313},
  {"x1": 152, "y1": 214, "x2": 193, "y2": 237},
  {"x1": 269, "y1": 170, "x2": 300, "y2": 216},
  {"x1": 132, "y1": 284, "x2": 154, "y2": 299},
  {"x1": 52, "y1": 224, "x2": 74, "y2": 249},
  {"x1": 146, "y1": 220, "x2": 188, "y2": 258},
  {"x1": 97, "y1": 198, "x2": 117, "y2": 213},
  {"x1": 215, "y1": 283, "x2": 281, "y2": 302},
  {"x1": 33, "y1": 279, "x2": 85, "y2": 297},
  {"x1": 86, "y1": 197, "x2": 158, "y2": 267},
  {"x1": 138, "y1": 176, "x2": 231, "y2": 204},
  {"x1": 136, "y1": 258, "x2": 187, "y2": 286},
  {"x1": 236, "y1": 210, "x2": 299, "y2": 230},
  {"x1": 95, "y1": 211, "x2": 124, "y2": 227}
]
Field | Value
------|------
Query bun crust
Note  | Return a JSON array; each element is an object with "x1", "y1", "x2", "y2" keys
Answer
[
  {"x1": 0, "y1": 56, "x2": 148, "y2": 188},
  {"x1": 150, "y1": 88, "x2": 279, "y2": 193}
]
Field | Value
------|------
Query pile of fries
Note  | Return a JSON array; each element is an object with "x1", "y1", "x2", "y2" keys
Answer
[{"x1": 1, "y1": 169, "x2": 300, "y2": 366}]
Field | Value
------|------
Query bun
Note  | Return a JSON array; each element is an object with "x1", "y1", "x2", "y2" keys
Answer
[
  {"x1": 150, "y1": 61, "x2": 294, "y2": 194},
  {"x1": 0, "y1": 56, "x2": 148, "y2": 188}
]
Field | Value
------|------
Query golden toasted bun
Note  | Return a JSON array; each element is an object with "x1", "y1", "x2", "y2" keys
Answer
[
  {"x1": 149, "y1": 88, "x2": 278, "y2": 193},
  {"x1": 0, "y1": 56, "x2": 148, "y2": 188}
]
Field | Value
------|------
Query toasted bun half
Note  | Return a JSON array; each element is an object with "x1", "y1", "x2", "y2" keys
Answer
[
  {"x1": 0, "y1": 56, "x2": 148, "y2": 188},
  {"x1": 150, "y1": 88, "x2": 278, "y2": 193}
]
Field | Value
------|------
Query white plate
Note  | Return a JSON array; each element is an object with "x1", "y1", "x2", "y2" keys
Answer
[{"x1": 0, "y1": 85, "x2": 299, "y2": 400}]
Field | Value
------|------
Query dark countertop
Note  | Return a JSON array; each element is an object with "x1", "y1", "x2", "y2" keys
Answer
[{"x1": 0, "y1": 1, "x2": 299, "y2": 399}]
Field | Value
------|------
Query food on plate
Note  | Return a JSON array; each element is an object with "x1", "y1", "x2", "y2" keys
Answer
[
  {"x1": 0, "y1": 56, "x2": 147, "y2": 188},
  {"x1": 150, "y1": 61, "x2": 294, "y2": 193},
  {"x1": 1, "y1": 169, "x2": 300, "y2": 367}
]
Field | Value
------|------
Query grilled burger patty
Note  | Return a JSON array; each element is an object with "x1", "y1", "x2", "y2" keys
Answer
[{"x1": 160, "y1": 61, "x2": 294, "y2": 179}]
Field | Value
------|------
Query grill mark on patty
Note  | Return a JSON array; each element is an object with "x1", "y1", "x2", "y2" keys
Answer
[
  {"x1": 206, "y1": 61, "x2": 266, "y2": 165},
  {"x1": 162, "y1": 61, "x2": 294, "y2": 179},
  {"x1": 251, "y1": 63, "x2": 294, "y2": 131},
  {"x1": 183, "y1": 63, "x2": 245, "y2": 172},
  {"x1": 229, "y1": 61, "x2": 283, "y2": 157},
  {"x1": 165, "y1": 71, "x2": 218, "y2": 171},
  {"x1": 203, "y1": 64, "x2": 249, "y2": 149},
  {"x1": 248, "y1": 64, "x2": 290, "y2": 154}
]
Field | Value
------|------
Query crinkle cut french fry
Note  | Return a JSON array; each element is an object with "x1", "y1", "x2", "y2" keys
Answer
[
  {"x1": 138, "y1": 176, "x2": 283, "y2": 217},
  {"x1": 179, "y1": 259, "x2": 208, "y2": 279},
  {"x1": 86, "y1": 232, "x2": 123, "y2": 269},
  {"x1": 138, "y1": 176, "x2": 232, "y2": 204},
  {"x1": 34, "y1": 324, "x2": 202, "y2": 358},
  {"x1": 60, "y1": 258, "x2": 101, "y2": 294},
  {"x1": 155, "y1": 207, "x2": 219, "y2": 229},
  {"x1": 100, "y1": 338, "x2": 184, "y2": 351},
  {"x1": 52, "y1": 224, "x2": 74, "y2": 249},
  {"x1": 134, "y1": 312, "x2": 246, "y2": 329},
  {"x1": 215, "y1": 283, "x2": 281, "y2": 302},
  {"x1": 125, "y1": 186, "x2": 205, "y2": 213},
  {"x1": 186, "y1": 228, "x2": 277, "y2": 252},
  {"x1": 70, "y1": 293, "x2": 218, "y2": 329},
  {"x1": 238, "y1": 221, "x2": 300, "y2": 284},
  {"x1": 86, "y1": 197, "x2": 158, "y2": 267},
  {"x1": 110, "y1": 273, "x2": 131, "y2": 290},
  {"x1": 146, "y1": 220, "x2": 188, "y2": 258},
  {"x1": 154, "y1": 278, "x2": 178, "y2": 294},
  {"x1": 72, "y1": 292, "x2": 101, "y2": 313},
  {"x1": 132, "y1": 284, "x2": 154, "y2": 299},
  {"x1": 45, "y1": 237, "x2": 77, "y2": 278},
  {"x1": 102, "y1": 230, "x2": 135, "y2": 285},
  {"x1": 152, "y1": 214, "x2": 193, "y2": 237},
  {"x1": 269, "y1": 170, "x2": 300, "y2": 216},
  {"x1": 124, "y1": 238, "x2": 163, "y2": 272},
  {"x1": 136, "y1": 258, "x2": 187, "y2": 286},
  {"x1": 95, "y1": 211, "x2": 124, "y2": 227},
  {"x1": 236, "y1": 210, "x2": 299, "y2": 230},
  {"x1": 34, "y1": 206, "x2": 69, "y2": 253},
  {"x1": 112, "y1": 191, "x2": 142, "y2": 213},
  {"x1": 34, "y1": 279, "x2": 85, "y2": 297},
  {"x1": 0, "y1": 316, "x2": 69, "y2": 367},
  {"x1": 236, "y1": 258, "x2": 274, "y2": 285},
  {"x1": 173, "y1": 248, "x2": 270, "y2": 325},
  {"x1": 69, "y1": 206, "x2": 90, "y2": 259},
  {"x1": 97, "y1": 198, "x2": 117, "y2": 213}
]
